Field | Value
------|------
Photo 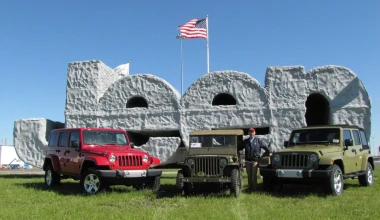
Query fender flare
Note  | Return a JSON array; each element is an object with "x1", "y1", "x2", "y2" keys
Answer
[
  {"x1": 43, "y1": 155, "x2": 61, "y2": 172},
  {"x1": 360, "y1": 154, "x2": 374, "y2": 171}
]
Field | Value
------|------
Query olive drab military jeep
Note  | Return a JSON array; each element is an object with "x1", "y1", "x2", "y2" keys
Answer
[
  {"x1": 260, "y1": 125, "x2": 375, "y2": 196},
  {"x1": 176, "y1": 129, "x2": 244, "y2": 197}
]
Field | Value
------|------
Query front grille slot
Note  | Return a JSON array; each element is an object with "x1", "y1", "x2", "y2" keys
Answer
[
  {"x1": 194, "y1": 157, "x2": 220, "y2": 176},
  {"x1": 281, "y1": 154, "x2": 308, "y2": 168},
  {"x1": 118, "y1": 155, "x2": 142, "y2": 168}
]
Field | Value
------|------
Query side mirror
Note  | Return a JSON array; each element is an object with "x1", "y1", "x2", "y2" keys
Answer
[
  {"x1": 130, "y1": 142, "x2": 135, "y2": 148},
  {"x1": 71, "y1": 141, "x2": 79, "y2": 147},
  {"x1": 70, "y1": 141, "x2": 80, "y2": 151},
  {"x1": 284, "y1": 141, "x2": 289, "y2": 148},
  {"x1": 344, "y1": 139, "x2": 353, "y2": 147}
]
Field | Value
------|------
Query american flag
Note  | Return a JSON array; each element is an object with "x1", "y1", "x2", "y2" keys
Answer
[{"x1": 178, "y1": 18, "x2": 207, "y2": 39}]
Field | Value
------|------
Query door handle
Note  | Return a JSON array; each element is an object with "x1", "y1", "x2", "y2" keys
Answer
[
  {"x1": 351, "y1": 149, "x2": 357, "y2": 154},
  {"x1": 64, "y1": 150, "x2": 71, "y2": 155},
  {"x1": 56, "y1": 150, "x2": 61, "y2": 153}
]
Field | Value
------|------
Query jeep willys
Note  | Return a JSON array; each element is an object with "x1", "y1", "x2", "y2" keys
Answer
[
  {"x1": 176, "y1": 129, "x2": 244, "y2": 197},
  {"x1": 260, "y1": 125, "x2": 374, "y2": 196}
]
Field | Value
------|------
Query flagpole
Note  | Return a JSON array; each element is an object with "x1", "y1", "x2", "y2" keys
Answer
[
  {"x1": 176, "y1": 34, "x2": 184, "y2": 94},
  {"x1": 206, "y1": 15, "x2": 210, "y2": 73},
  {"x1": 128, "y1": 60, "x2": 130, "y2": 74}
]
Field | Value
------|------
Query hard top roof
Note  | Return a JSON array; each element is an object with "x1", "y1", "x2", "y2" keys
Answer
[
  {"x1": 299, "y1": 124, "x2": 364, "y2": 130},
  {"x1": 51, "y1": 127, "x2": 126, "y2": 132}
]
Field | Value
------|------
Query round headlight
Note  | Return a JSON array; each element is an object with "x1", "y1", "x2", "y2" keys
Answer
[
  {"x1": 219, "y1": 158, "x2": 227, "y2": 165},
  {"x1": 187, "y1": 158, "x2": 194, "y2": 165},
  {"x1": 274, "y1": 154, "x2": 281, "y2": 162},
  {"x1": 310, "y1": 154, "x2": 318, "y2": 162},
  {"x1": 143, "y1": 155, "x2": 149, "y2": 162},
  {"x1": 109, "y1": 154, "x2": 116, "y2": 162}
]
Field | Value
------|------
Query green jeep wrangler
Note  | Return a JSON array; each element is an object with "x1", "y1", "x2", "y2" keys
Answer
[
  {"x1": 176, "y1": 129, "x2": 244, "y2": 197},
  {"x1": 260, "y1": 125, "x2": 375, "y2": 196}
]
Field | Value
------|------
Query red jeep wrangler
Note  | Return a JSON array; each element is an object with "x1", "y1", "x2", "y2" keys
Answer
[{"x1": 42, "y1": 128, "x2": 162, "y2": 194}]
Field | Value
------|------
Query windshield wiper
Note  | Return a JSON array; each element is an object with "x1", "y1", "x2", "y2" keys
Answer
[{"x1": 307, "y1": 141, "x2": 330, "y2": 146}]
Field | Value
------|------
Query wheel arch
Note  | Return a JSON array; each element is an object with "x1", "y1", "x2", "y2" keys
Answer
[
  {"x1": 365, "y1": 156, "x2": 375, "y2": 171},
  {"x1": 332, "y1": 159, "x2": 345, "y2": 174},
  {"x1": 43, "y1": 155, "x2": 61, "y2": 172},
  {"x1": 80, "y1": 159, "x2": 97, "y2": 174},
  {"x1": 223, "y1": 164, "x2": 240, "y2": 176},
  {"x1": 177, "y1": 163, "x2": 192, "y2": 176}
]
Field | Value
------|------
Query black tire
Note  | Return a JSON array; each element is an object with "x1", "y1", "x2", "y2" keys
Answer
[
  {"x1": 80, "y1": 169, "x2": 104, "y2": 194},
  {"x1": 133, "y1": 176, "x2": 160, "y2": 193},
  {"x1": 262, "y1": 176, "x2": 275, "y2": 191},
  {"x1": 176, "y1": 170, "x2": 184, "y2": 189},
  {"x1": 230, "y1": 168, "x2": 240, "y2": 198},
  {"x1": 359, "y1": 162, "x2": 374, "y2": 186},
  {"x1": 176, "y1": 170, "x2": 189, "y2": 195},
  {"x1": 151, "y1": 176, "x2": 160, "y2": 193},
  {"x1": 44, "y1": 164, "x2": 60, "y2": 187},
  {"x1": 240, "y1": 169, "x2": 244, "y2": 190},
  {"x1": 325, "y1": 164, "x2": 344, "y2": 196}
]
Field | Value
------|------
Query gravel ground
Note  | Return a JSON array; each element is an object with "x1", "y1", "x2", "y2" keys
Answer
[{"x1": 0, "y1": 168, "x2": 44, "y2": 175}]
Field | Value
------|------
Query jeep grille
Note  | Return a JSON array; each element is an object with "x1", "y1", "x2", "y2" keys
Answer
[
  {"x1": 281, "y1": 154, "x2": 309, "y2": 168},
  {"x1": 118, "y1": 155, "x2": 143, "y2": 168},
  {"x1": 194, "y1": 157, "x2": 221, "y2": 176}
]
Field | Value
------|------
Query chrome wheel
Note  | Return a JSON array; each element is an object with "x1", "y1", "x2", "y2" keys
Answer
[
  {"x1": 333, "y1": 169, "x2": 343, "y2": 194},
  {"x1": 44, "y1": 164, "x2": 60, "y2": 187},
  {"x1": 83, "y1": 173, "x2": 100, "y2": 193},
  {"x1": 367, "y1": 168, "x2": 373, "y2": 184},
  {"x1": 45, "y1": 169, "x2": 52, "y2": 186},
  {"x1": 325, "y1": 165, "x2": 344, "y2": 196},
  {"x1": 359, "y1": 162, "x2": 374, "y2": 186}
]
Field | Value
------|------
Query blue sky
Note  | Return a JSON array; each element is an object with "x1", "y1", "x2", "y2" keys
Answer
[{"x1": 0, "y1": 0, "x2": 379, "y2": 153}]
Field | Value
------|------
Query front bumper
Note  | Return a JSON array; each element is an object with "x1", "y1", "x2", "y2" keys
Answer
[
  {"x1": 260, "y1": 168, "x2": 332, "y2": 179},
  {"x1": 97, "y1": 169, "x2": 162, "y2": 178},
  {"x1": 181, "y1": 176, "x2": 231, "y2": 183}
]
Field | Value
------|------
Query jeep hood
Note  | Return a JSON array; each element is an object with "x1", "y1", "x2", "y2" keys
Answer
[
  {"x1": 279, "y1": 145, "x2": 342, "y2": 154},
  {"x1": 189, "y1": 147, "x2": 237, "y2": 156},
  {"x1": 85, "y1": 145, "x2": 149, "y2": 156}
]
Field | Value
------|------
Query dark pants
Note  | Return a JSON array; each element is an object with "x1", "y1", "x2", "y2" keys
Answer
[{"x1": 246, "y1": 161, "x2": 259, "y2": 191}]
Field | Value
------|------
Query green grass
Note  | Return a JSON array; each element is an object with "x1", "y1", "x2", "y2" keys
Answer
[{"x1": 1, "y1": 166, "x2": 380, "y2": 220}]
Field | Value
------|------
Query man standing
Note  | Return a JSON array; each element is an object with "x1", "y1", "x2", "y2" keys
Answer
[{"x1": 240, "y1": 128, "x2": 272, "y2": 191}]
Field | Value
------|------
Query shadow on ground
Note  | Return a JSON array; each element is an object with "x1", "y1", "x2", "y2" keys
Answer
[
  {"x1": 157, "y1": 182, "x2": 235, "y2": 199},
  {"x1": 12, "y1": 176, "x2": 180, "y2": 196},
  {"x1": 251, "y1": 181, "x2": 364, "y2": 198},
  {"x1": 157, "y1": 181, "x2": 365, "y2": 199},
  {"x1": 256, "y1": 183, "x2": 329, "y2": 198},
  {"x1": 3, "y1": 175, "x2": 365, "y2": 198},
  {"x1": 15, "y1": 181, "x2": 86, "y2": 196}
]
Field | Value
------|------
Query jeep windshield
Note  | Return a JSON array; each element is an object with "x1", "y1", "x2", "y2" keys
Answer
[
  {"x1": 83, "y1": 130, "x2": 129, "y2": 145},
  {"x1": 190, "y1": 135, "x2": 236, "y2": 148},
  {"x1": 288, "y1": 128, "x2": 340, "y2": 146}
]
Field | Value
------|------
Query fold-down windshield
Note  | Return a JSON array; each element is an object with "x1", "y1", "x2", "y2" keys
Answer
[
  {"x1": 83, "y1": 130, "x2": 128, "y2": 145},
  {"x1": 190, "y1": 135, "x2": 236, "y2": 148},
  {"x1": 289, "y1": 128, "x2": 340, "y2": 146}
]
